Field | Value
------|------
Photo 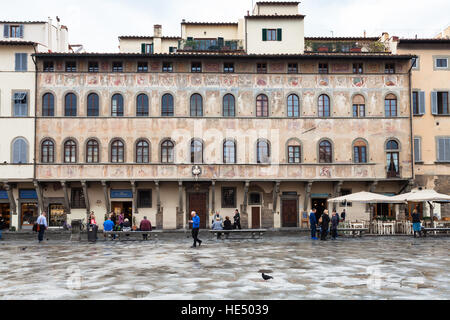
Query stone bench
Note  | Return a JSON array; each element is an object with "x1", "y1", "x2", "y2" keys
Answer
[
  {"x1": 337, "y1": 228, "x2": 369, "y2": 237},
  {"x1": 209, "y1": 229, "x2": 267, "y2": 240},
  {"x1": 103, "y1": 230, "x2": 162, "y2": 241},
  {"x1": 422, "y1": 228, "x2": 450, "y2": 237}
]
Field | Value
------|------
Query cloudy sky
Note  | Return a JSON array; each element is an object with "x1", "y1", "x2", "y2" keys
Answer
[{"x1": 1, "y1": 0, "x2": 448, "y2": 52}]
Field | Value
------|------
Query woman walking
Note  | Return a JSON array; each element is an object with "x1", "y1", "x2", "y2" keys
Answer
[{"x1": 412, "y1": 209, "x2": 422, "y2": 238}]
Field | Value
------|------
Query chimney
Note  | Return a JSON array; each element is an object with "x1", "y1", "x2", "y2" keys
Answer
[
  {"x1": 364, "y1": 30, "x2": 366, "y2": 38},
  {"x1": 154, "y1": 24, "x2": 162, "y2": 38}
]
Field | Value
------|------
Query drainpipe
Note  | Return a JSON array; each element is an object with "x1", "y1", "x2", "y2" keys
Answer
[
  {"x1": 407, "y1": 56, "x2": 416, "y2": 186},
  {"x1": 32, "y1": 44, "x2": 38, "y2": 186}
]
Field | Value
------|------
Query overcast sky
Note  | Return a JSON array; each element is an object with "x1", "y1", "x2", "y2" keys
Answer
[{"x1": 1, "y1": 0, "x2": 449, "y2": 52}]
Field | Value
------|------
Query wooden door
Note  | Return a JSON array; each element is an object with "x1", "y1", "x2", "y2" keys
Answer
[
  {"x1": 282, "y1": 199, "x2": 298, "y2": 227},
  {"x1": 189, "y1": 193, "x2": 207, "y2": 229},
  {"x1": 252, "y1": 207, "x2": 260, "y2": 229}
]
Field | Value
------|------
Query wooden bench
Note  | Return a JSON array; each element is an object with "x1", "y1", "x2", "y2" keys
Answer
[
  {"x1": 209, "y1": 229, "x2": 267, "y2": 240},
  {"x1": 422, "y1": 228, "x2": 450, "y2": 237},
  {"x1": 336, "y1": 228, "x2": 369, "y2": 237},
  {"x1": 103, "y1": 230, "x2": 162, "y2": 241}
]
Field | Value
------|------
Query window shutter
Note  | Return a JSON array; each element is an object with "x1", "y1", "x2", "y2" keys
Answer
[
  {"x1": 141, "y1": 43, "x2": 146, "y2": 54},
  {"x1": 262, "y1": 29, "x2": 267, "y2": 41},
  {"x1": 431, "y1": 91, "x2": 438, "y2": 115},
  {"x1": 277, "y1": 29, "x2": 282, "y2": 41},
  {"x1": 21, "y1": 53, "x2": 27, "y2": 71},
  {"x1": 437, "y1": 138, "x2": 444, "y2": 161},
  {"x1": 151, "y1": 44, "x2": 154, "y2": 54},
  {"x1": 15, "y1": 53, "x2": 20, "y2": 71},
  {"x1": 19, "y1": 24, "x2": 24, "y2": 38},
  {"x1": 419, "y1": 91, "x2": 425, "y2": 115},
  {"x1": 20, "y1": 140, "x2": 27, "y2": 163},
  {"x1": 13, "y1": 141, "x2": 20, "y2": 163},
  {"x1": 3, "y1": 24, "x2": 9, "y2": 38},
  {"x1": 414, "y1": 138, "x2": 421, "y2": 162}
]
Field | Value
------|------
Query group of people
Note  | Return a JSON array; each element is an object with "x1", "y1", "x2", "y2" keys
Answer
[
  {"x1": 210, "y1": 209, "x2": 242, "y2": 239},
  {"x1": 309, "y1": 208, "x2": 345, "y2": 241},
  {"x1": 103, "y1": 212, "x2": 153, "y2": 240}
]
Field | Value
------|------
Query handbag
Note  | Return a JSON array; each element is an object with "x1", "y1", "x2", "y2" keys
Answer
[{"x1": 33, "y1": 223, "x2": 38, "y2": 232}]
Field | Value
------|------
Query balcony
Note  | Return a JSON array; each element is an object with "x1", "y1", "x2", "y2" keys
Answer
[{"x1": 178, "y1": 38, "x2": 244, "y2": 52}]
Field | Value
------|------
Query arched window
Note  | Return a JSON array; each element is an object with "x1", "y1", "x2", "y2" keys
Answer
[
  {"x1": 191, "y1": 139, "x2": 203, "y2": 163},
  {"x1": 136, "y1": 140, "x2": 150, "y2": 163},
  {"x1": 223, "y1": 94, "x2": 235, "y2": 117},
  {"x1": 65, "y1": 93, "x2": 77, "y2": 117},
  {"x1": 223, "y1": 140, "x2": 236, "y2": 164},
  {"x1": 256, "y1": 94, "x2": 268, "y2": 117},
  {"x1": 64, "y1": 140, "x2": 77, "y2": 163},
  {"x1": 12, "y1": 138, "x2": 28, "y2": 164},
  {"x1": 287, "y1": 139, "x2": 301, "y2": 163},
  {"x1": 136, "y1": 94, "x2": 149, "y2": 117},
  {"x1": 353, "y1": 139, "x2": 367, "y2": 163},
  {"x1": 42, "y1": 93, "x2": 55, "y2": 116},
  {"x1": 87, "y1": 93, "x2": 99, "y2": 117},
  {"x1": 111, "y1": 139, "x2": 125, "y2": 163},
  {"x1": 161, "y1": 140, "x2": 174, "y2": 163},
  {"x1": 111, "y1": 94, "x2": 124, "y2": 117},
  {"x1": 352, "y1": 94, "x2": 365, "y2": 118},
  {"x1": 386, "y1": 139, "x2": 400, "y2": 177},
  {"x1": 319, "y1": 140, "x2": 332, "y2": 163},
  {"x1": 287, "y1": 94, "x2": 300, "y2": 117},
  {"x1": 257, "y1": 139, "x2": 270, "y2": 163},
  {"x1": 161, "y1": 94, "x2": 174, "y2": 116},
  {"x1": 190, "y1": 94, "x2": 203, "y2": 117},
  {"x1": 86, "y1": 139, "x2": 99, "y2": 163},
  {"x1": 385, "y1": 94, "x2": 397, "y2": 117},
  {"x1": 318, "y1": 94, "x2": 330, "y2": 117},
  {"x1": 41, "y1": 139, "x2": 54, "y2": 163}
]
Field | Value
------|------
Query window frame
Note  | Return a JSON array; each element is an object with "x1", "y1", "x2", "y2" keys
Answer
[
  {"x1": 256, "y1": 94, "x2": 269, "y2": 117},
  {"x1": 136, "y1": 93, "x2": 149, "y2": 117},
  {"x1": 86, "y1": 139, "x2": 100, "y2": 163},
  {"x1": 191, "y1": 62, "x2": 202, "y2": 73},
  {"x1": 63, "y1": 140, "x2": 77, "y2": 163},
  {"x1": 161, "y1": 140, "x2": 174, "y2": 163},
  {"x1": 112, "y1": 61, "x2": 123, "y2": 72},
  {"x1": 318, "y1": 63, "x2": 328, "y2": 74},
  {"x1": 110, "y1": 139, "x2": 125, "y2": 163},
  {"x1": 287, "y1": 94, "x2": 300, "y2": 118},
  {"x1": 71, "y1": 188, "x2": 86, "y2": 209},
  {"x1": 256, "y1": 139, "x2": 270, "y2": 164},
  {"x1": 190, "y1": 139, "x2": 204, "y2": 164},
  {"x1": 88, "y1": 61, "x2": 99, "y2": 73},
  {"x1": 42, "y1": 93, "x2": 55, "y2": 117},
  {"x1": 223, "y1": 94, "x2": 235, "y2": 117},
  {"x1": 223, "y1": 140, "x2": 236, "y2": 164},
  {"x1": 288, "y1": 145, "x2": 301, "y2": 163},
  {"x1": 137, "y1": 190, "x2": 152, "y2": 208},
  {"x1": 136, "y1": 139, "x2": 150, "y2": 163},
  {"x1": 221, "y1": 187, "x2": 237, "y2": 208},
  {"x1": 41, "y1": 139, "x2": 55, "y2": 164},
  {"x1": 13, "y1": 91, "x2": 28, "y2": 117},
  {"x1": 65, "y1": 61, "x2": 77, "y2": 72},
  {"x1": 161, "y1": 93, "x2": 174, "y2": 116},
  {"x1": 318, "y1": 140, "x2": 332, "y2": 163},
  {"x1": 162, "y1": 62, "x2": 173, "y2": 73},
  {"x1": 190, "y1": 94, "x2": 203, "y2": 117},
  {"x1": 223, "y1": 62, "x2": 235, "y2": 73},
  {"x1": 111, "y1": 94, "x2": 124, "y2": 117},
  {"x1": 87, "y1": 93, "x2": 100, "y2": 117},
  {"x1": 257, "y1": 63, "x2": 267, "y2": 74},
  {"x1": 318, "y1": 94, "x2": 331, "y2": 117},
  {"x1": 137, "y1": 61, "x2": 148, "y2": 73},
  {"x1": 64, "y1": 93, "x2": 77, "y2": 117}
]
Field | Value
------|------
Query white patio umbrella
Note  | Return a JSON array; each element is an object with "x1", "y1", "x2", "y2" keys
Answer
[
  {"x1": 386, "y1": 189, "x2": 450, "y2": 203},
  {"x1": 327, "y1": 191, "x2": 394, "y2": 203}
]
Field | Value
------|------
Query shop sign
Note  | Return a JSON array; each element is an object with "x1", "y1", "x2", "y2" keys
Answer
[{"x1": 110, "y1": 190, "x2": 133, "y2": 199}]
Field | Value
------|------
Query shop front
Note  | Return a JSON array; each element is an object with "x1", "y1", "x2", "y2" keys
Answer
[
  {"x1": 110, "y1": 190, "x2": 133, "y2": 225},
  {"x1": 19, "y1": 189, "x2": 39, "y2": 230},
  {"x1": 0, "y1": 190, "x2": 11, "y2": 230}
]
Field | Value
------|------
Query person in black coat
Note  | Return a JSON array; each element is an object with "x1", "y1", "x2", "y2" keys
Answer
[
  {"x1": 330, "y1": 210, "x2": 339, "y2": 240},
  {"x1": 223, "y1": 216, "x2": 233, "y2": 238},
  {"x1": 233, "y1": 209, "x2": 241, "y2": 230},
  {"x1": 320, "y1": 209, "x2": 331, "y2": 241}
]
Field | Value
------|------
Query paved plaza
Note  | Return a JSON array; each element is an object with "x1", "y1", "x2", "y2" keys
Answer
[{"x1": 0, "y1": 236, "x2": 448, "y2": 300}]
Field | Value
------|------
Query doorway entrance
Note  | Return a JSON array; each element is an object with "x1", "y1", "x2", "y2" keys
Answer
[
  {"x1": 252, "y1": 207, "x2": 261, "y2": 229},
  {"x1": 112, "y1": 201, "x2": 133, "y2": 225},
  {"x1": 48, "y1": 204, "x2": 66, "y2": 227},
  {"x1": 282, "y1": 199, "x2": 298, "y2": 227},
  {"x1": 21, "y1": 203, "x2": 39, "y2": 229},
  {"x1": 188, "y1": 193, "x2": 207, "y2": 229},
  {"x1": 0, "y1": 204, "x2": 10, "y2": 229},
  {"x1": 312, "y1": 198, "x2": 328, "y2": 222},
  {"x1": 375, "y1": 203, "x2": 393, "y2": 218}
]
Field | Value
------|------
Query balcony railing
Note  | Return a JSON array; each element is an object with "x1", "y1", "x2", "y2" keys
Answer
[{"x1": 178, "y1": 38, "x2": 244, "y2": 52}]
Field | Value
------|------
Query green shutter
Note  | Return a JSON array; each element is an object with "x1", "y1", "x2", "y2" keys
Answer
[
  {"x1": 277, "y1": 29, "x2": 282, "y2": 41},
  {"x1": 262, "y1": 29, "x2": 267, "y2": 41},
  {"x1": 141, "y1": 43, "x2": 146, "y2": 54},
  {"x1": 419, "y1": 91, "x2": 425, "y2": 115},
  {"x1": 431, "y1": 91, "x2": 438, "y2": 115}
]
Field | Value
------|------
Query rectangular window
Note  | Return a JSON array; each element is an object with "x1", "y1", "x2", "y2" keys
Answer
[
  {"x1": 112, "y1": 62, "x2": 123, "y2": 72},
  {"x1": 385, "y1": 63, "x2": 395, "y2": 74},
  {"x1": 437, "y1": 92, "x2": 449, "y2": 115},
  {"x1": 435, "y1": 58, "x2": 448, "y2": 69},
  {"x1": 65, "y1": 61, "x2": 77, "y2": 72},
  {"x1": 414, "y1": 138, "x2": 422, "y2": 163},
  {"x1": 137, "y1": 62, "x2": 148, "y2": 72},
  {"x1": 13, "y1": 92, "x2": 28, "y2": 117},
  {"x1": 43, "y1": 61, "x2": 54, "y2": 72},
  {"x1": 340, "y1": 189, "x2": 353, "y2": 207},
  {"x1": 412, "y1": 57, "x2": 419, "y2": 69},
  {"x1": 353, "y1": 104, "x2": 365, "y2": 117},
  {"x1": 288, "y1": 146, "x2": 301, "y2": 163},
  {"x1": 88, "y1": 61, "x2": 99, "y2": 72},
  {"x1": 224, "y1": 63, "x2": 234, "y2": 73},
  {"x1": 141, "y1": 43, "x2": 153, "y2": 54},
  {"x1": 353, "y1": 63, "x2": 363, "y2": 74},
  {"x1": 10, "y1": 25, "x2": 21, "y2": 38},
  {"x1": 267, "y1": 29, "x2": 277, "y2": 41},
  {"x1": 288, "y1": 63, "x2": 298, "y2": 74},
  {"x1": 15, "y1": 53, "x2": 27, "y2": 71},
  {"x1": 437, "y1": 137, "x2": 450, "y2": 162},
  {"x1": 249, "y1": 193, "x2": 261, "y2": 205},
  {"x1": 137, "y1": 190, "x2": 152, "y2": 208},
  {"x1": 70, "y1": 188, "x2": 86, "y2": 209},
  {"x1": 162, "y1": 62, "x2": 173, "y2": 72},
  {"x1": 257, "y1": 63, "x2": 267, "y2": 74},
  {"x1": 191, "y1": 62, "x2": 202, "y2": 73},
  {"x1": 318, "y1": 63, "x2": 328, "y2": 74},
  {"x1": 412, "y1": 91, "x2": 419, "y2": 115},
  {"x1": 221, "y1": 187, "x2": 236, "y2": 208}
]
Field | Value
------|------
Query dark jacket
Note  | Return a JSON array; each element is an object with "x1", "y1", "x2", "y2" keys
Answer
[
  {"x1": 341, "y1": 211, "x2": 346, "y2": 220},
  {"x1": 123, "y1": 220, "x2": 131, "y2": 228},
  {"x1": 309, "y1": 212, "x2": 317, "y2": 226},
  {"x1": 320, "y1": 213, "x2": 330, "y2": 229},
  {"x1": 331, "y1": 214, "x2": 339, "y2": 230},
  {"x1": 233, "y1": 212, "x2": 240, "y2": 223},
  {"x1": 412, "y1": 212, "x2": 421, "y2": 224},
  {"x1": 224, "y1": 219, "x2": 233, "y2": 230},
  {"x1": 140, "y1": 219, "x2": 152, "y2": 231},
  {"x1": 0, "y1": 217, "x2": 6, "y2": 230}
]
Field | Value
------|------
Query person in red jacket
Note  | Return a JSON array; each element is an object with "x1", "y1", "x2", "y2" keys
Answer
[{"x1": 139, "y1": 216, "x2": 152, "y2": 240}]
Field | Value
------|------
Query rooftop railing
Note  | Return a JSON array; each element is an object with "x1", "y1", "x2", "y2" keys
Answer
[{"x1": 178, "y1": 38, "x2": 244, "y2": 52}]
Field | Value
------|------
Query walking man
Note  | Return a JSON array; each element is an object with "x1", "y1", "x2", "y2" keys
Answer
[
  {"x1": 341, "y1": 209, "x2": 346, "y2": 222},
  {"x1": 189, "y1": 211, "x2": 202, "y2": 248},
  {"x1": 233, "y1": 209, "x2": 241, "y2": 230},
  {"x1": 309, "y1": 208, "x2": 318, "y2": 240},
  {"x1": 36, "y1": 212, "x2": 48, "y2": 243}
]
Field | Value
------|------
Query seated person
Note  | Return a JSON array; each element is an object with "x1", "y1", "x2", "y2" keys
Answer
[
  {"x1": 103, "y1": 217, "x2": 115, "y2": 239},
  {"x1": 223, "y1": 216, "x2": 233, "y2": 238},
  {"x1": 123, "y1": 218, "x2": 132, "y2": 232},
  {"x1": 211, "y1": 217, "x2": 223, "y2": 239}
]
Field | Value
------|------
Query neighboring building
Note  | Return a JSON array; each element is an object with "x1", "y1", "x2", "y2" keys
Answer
[
  {"x1": 391, "y1": 33, "x2": 450, "y2": 218},
  {"x1": 0, "y1": 18, "x2": 73, "y2": 231}
]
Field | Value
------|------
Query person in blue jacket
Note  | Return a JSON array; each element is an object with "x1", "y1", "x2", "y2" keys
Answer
[
  {"x1": 189, "y1": 211, "x2": 202, "y2": 248},
  {"x1": 309, "y1": 208, "x2": 318, "y2": 240},
  {"x1": 103, "y1": 216, "x2": 115, "y2": 240}
]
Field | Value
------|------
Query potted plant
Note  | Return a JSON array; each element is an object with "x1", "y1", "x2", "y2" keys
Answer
[
  {"x1": 9, "y1": 226, "x2": 16, "y2": 232},
  {"x1": 132, "y1": 216, "x2": 138, "y2": 231}
]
